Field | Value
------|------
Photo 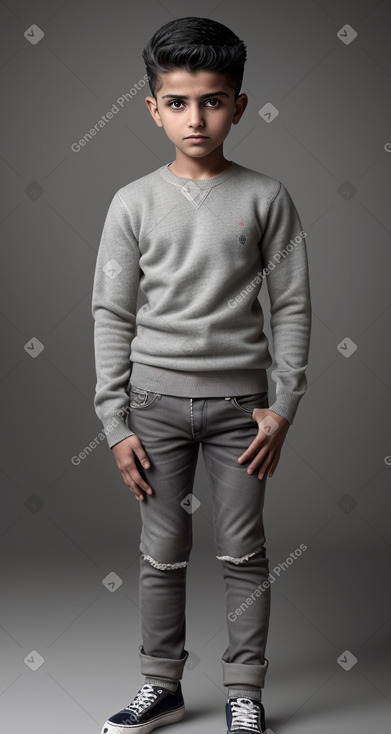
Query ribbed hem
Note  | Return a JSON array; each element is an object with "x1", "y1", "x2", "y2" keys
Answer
[
  {"x1": 268, "y1": 389, "x2": 303, "y2": 425},
  {"x1": 130, "y1": 363, "x2": 268, "y2": 397},
  {"x1": 104, "y1": 418, "x2": 134, "y2": 449}
]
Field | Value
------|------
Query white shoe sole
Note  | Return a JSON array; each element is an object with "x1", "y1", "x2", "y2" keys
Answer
[{"x1": 101, "y1": 704, "x2": 185, "y2": 734}]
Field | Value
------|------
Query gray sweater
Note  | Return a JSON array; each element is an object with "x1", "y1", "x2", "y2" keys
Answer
[{"x1": 92, "y1": 161, "x2": 311, "y2": 448}]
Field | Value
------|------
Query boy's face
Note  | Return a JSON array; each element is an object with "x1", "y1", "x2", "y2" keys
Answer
[{"x1": 145, "y1": 69, "x2": 247, "y2": 163}]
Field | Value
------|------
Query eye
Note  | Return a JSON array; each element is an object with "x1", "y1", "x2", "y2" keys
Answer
[
  {"x1": 168, "y1": 100, "x2": 184, "y2": 109},
  {"x1": 205, "y1": 98, "x2": 221, "y2": 107}
]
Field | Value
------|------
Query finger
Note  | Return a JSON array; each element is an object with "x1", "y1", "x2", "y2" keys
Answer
[
  {"x1": 131, "y1": 438, "x2": 151, "y2": 470},
  {"x1": 124, "y1": 476, "x2": 145, "y2": 501},
  {"x1": 128, "y1": 468, "x2": 153, "y2": 495},
  {"x1": 132, "y1": 491, "x2": 143, "y2": 501},
  {"x1": 268, "y1": 452, "x2": 281, "y2": 477},
  {"x1": 238, "y1": 433, "x2": 266, "y2": 463},
  {"x1": 247, "y1": 448, "x2": 270, "y2": 475},
  {"x1": 257, "y1": 456, "x2": 272, "y2": 479},
  {"x1": 259, "y1": 449, "x2": 281, "y2": 479}
]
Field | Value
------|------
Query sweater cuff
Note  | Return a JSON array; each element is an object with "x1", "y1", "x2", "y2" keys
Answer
[
  {"x1": 268, "y1": 392, "x2": 302, "y2": 425},
  {"x1": 104, "y1": 417, "x2": 135, "y2": 449}
]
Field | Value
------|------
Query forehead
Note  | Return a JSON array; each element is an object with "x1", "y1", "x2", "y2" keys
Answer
[{"x1": 156, "y1": 69, "x2": 234, "y2": 96}]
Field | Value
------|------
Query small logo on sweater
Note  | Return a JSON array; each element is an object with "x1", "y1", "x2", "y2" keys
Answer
[{"x1": 238, "y1": 235, "x2": 246, "y2": 244}]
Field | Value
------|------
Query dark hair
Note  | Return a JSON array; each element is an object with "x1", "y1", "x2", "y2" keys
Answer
[{"x1": 142, "y1": 17, "x2": 247, "y2": 99}]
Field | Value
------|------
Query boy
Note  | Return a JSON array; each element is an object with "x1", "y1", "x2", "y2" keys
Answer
[{"x1": 92, "y1": 16, "x2": 311, "y2": 734}]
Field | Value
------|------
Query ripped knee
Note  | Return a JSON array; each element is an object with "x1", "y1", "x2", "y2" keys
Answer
[
  {"x1": 216, "y1": 548, "x2": 263, "y2": 565},
  {"x1": 141, "y1": 553, "x2": 188, "y2": 570}
]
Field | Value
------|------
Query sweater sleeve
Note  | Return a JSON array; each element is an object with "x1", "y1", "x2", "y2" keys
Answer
[
  {"x1": 260, "y1": 182, "x2": 312, "y2": 424},
  {"x1": 91, "y1": 191, "x2": 140, "y2": 448}
]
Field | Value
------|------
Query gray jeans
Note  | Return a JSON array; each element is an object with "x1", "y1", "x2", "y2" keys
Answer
[{"x1": 128, "y1": 385, "x2": 271, "y2": 689}]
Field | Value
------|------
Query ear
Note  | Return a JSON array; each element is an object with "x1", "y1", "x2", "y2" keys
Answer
[
  {"x1": 145, "y1": 96, "x2": 164, "y2": 128},
  {"x1": 232, "y1": 93, "x2": 248, "y2": 125}
]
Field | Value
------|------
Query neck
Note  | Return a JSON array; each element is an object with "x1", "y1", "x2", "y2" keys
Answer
[{"x1": 169, "y1": 147, "x2": 231, "y2": 180}]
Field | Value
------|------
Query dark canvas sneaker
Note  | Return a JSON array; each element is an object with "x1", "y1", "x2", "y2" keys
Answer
[
  {"x1": 226, "y1": 696, "x2": 266, "y2": 733},
  {"x1": 101, "y1": 683, "x2": 185, "y2": 734}
]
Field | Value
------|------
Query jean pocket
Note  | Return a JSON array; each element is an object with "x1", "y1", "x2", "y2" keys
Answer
[
  {"x1": 229, "y1": 391, "x2": 269, "y2": 415},
  {"x1": 129, "y1": 385, "x2": 162, "y2": 410}
]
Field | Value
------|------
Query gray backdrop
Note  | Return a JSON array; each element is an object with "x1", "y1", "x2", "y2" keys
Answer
[{"x1": 1, "y1": 1, "x2": 390, "y2": 732}]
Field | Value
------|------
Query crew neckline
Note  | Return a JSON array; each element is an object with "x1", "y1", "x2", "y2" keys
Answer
[{"x1": 159, "y1": 160, "x2": 237, "y2": 188}]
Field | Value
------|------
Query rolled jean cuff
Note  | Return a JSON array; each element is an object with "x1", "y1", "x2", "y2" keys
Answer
[
  {"x1": 221, "y1": 658, "x2": 269, "y2": 688},
  {"x1": 139, "y1": 645, "x2": 189, "y2": 681}
]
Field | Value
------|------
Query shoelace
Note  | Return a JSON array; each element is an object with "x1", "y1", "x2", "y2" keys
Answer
[
  {"x1": 125, "y1": 684, "x2": 159, "y2": 715},
  {"x1": 230, "y1": 697, "x2": 260, "y2": 731}
]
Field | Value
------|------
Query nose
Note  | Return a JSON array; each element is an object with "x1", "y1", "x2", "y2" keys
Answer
[{"x1": 187, "y1": 103, "x2": 204, "y2": 129}]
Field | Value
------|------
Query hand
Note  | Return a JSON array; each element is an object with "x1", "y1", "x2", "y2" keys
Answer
[
  {"x1": 238, "y1": 408, "x2": 290, "y2": 479},
  {"x1": 111, "y1": 434, "x2": 153, "y2": 501}
]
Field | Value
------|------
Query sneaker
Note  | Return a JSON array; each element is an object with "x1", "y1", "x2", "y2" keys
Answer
[
  {"x1": 226, "y1": 696, "x2": 266, "y2": 733},
  {"x1": 101, "y1": 682, "x2": 185, "y2": 734}
]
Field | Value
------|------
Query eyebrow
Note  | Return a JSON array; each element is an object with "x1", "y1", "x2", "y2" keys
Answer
[{"x1": 161, "y1": 91, "x2": 230, "y2": 100}]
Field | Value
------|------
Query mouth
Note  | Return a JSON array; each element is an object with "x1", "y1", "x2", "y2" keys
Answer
[{"x1": 184, "y1": 135, "x2": 209, "y2": 140}]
